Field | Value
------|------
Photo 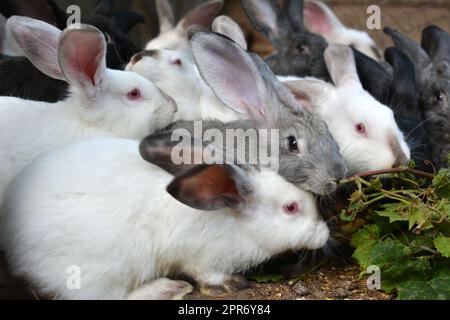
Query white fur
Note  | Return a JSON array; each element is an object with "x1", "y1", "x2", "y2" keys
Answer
[
  {"x1": 1, "y1": 138, "x2": 329, "y2": 300},
  {"x1": 282, "y1": 45, "x2": 411, "y2": 174},
  {"x1": 0, "y1": 19, "x2": 176, "y2": 205},
  {"x1": 126, "y1": 49, "x2": 243, "y2": 122},
  {"x1": 145, "y1": 0, "x2": 223, "y2": 53},
  {"x1": 304, "y1": 0, "x2": 382, "y2": 61}
]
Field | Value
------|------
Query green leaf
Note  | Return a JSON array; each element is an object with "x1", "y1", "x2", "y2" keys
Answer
[
  {"x1": 376, "y1": 203, "x2": 409, "y2": 223},
  {"x1": 351, "y1": 224, "x2": 381, "y2": 248},
  {"x1": 434, "y1": 235, "x2": 450, "y2": 258},
  {"x1": 247, "y1": 274, "x2": 285, "y2": 283}
]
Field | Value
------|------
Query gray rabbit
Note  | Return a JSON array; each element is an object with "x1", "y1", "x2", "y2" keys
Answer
[
  {"x1": 159, "y1": 32, "x2": 347, "y2": 195},
  {"x1": 385, "y1": 26, "x2": 450, "y2": 169},
  {"x1": 241, "y1": 0, "x2": 329, "y2": 80}
]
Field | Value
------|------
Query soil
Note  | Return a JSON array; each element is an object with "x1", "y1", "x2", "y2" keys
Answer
[{"x1": 0, "y1": 251, "x2": 393, "y2": 301}]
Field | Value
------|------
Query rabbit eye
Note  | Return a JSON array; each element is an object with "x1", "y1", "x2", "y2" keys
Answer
[
  {"x1": 127, "y1": 89, "x2": 141, "y2": 101},
  {"x1": 104, "y1": 32, "x2": 113, "y2": 44},
  {"x1": 356, "y1": 123, "x2": 366, "y2": 135},
  {"x1": 170, "y1": 58, "x2": 182, "y2": 67},
  {"x1": 436, "y1": 92, "x2": 445, "y2": 103},
  {"x1": 287, "y1": 136, "x2": 299, "y2": 153},
  {"x1": 283, "y1": 202, "x2": 300, "y2": 215},
  {"x1": 297, "y1": 45, "x2": 310, "y2": 54}
]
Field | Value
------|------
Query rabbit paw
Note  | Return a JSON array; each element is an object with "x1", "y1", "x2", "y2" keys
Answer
[
  {"x1": 199, "y1": 275, "x2": 252, "y2": 297},
  {"x1": 127, "y1": 278, "x2": 193, "y2": 300}
]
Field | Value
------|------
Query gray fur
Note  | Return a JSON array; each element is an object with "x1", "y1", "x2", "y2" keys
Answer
[
  {"x1": 385, "y1": 26, "x2": 450, "y2": 168},
  {"x1": 161, "y1": 32, "x2": 347, "y2": 195},
  {"x1": 241, "y1": 0, "x2": 329, "y2": 80}
]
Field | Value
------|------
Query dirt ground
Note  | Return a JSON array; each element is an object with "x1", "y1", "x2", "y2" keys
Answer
[{"x1": 0, "y1": 251, "x2": 392, "y2": 301}]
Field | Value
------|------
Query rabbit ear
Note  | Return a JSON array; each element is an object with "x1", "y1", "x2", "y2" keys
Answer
[
  {"x1": 241, "y1": 0, "x2": 291, "y2": 46},
  {"x1": 94, "y1": 0, "x2": 114, "y2": 16},
  {"x1": 0, "y1": 13, "x2": 6, "y2": 48},
  {"x1": 283, "y1": 0, "x2": 305, "y2": 31},
  {"x1": 140, "y1": 131, "x2": 209, "y2": 176},
  {"x1": 112, "y1": 11, "x2": 145, "y2": 33},
  {"x1": 324, "y1": 44, "x2": 361, "y2": 87},
  {"x1": 283, "y1": 78, "x2": 334, "y2": 111},
  {"x1": 303, "y1": 0, "x2": 344, "y2": 37},
  {"x1": 384, "y1": 27, "x2": 431, "y2": 71},
  {"x1": 192, "y1": 32, "x2": 280, "y2": 126},
  {"x1": 58, "y1": 25, "x2": 107, "y2": 99},
  {"x1": 156, "y1": 0, "x2": 176, "y2": 33},
  {"x1": 212, "y1": 15, "x2": 247, "y2": 49},
  {"x1": 167, "y1": 164, "x2": 250, "y2": 211},
  {"x1": 47, "y1": 0, "x2": 68, "y2": 30},
  {"x1": 353, "y1": 48, "x2": 391, "y2": 104},
  {"x1": 385, "y1": 47, "x2": 420, "y2": 117},
  {"x1": 176, "y1": 0, "x2": 224, "y2": 32},
  {"x1": 421, "y1": 25, "x2": 450, "y2": 64},
  {"x1": 7, "y1": 16, "x2": 64, "y2": 80}
]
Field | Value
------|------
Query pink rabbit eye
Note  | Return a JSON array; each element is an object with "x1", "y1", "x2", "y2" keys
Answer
[
  {"x1": 171, "y1": 58, "x2": 182, "y2": 67},
  {"x1": 283, "y1": 202, "x2": 300, "y2": 215},
  {"x1": 356, "y1": 123, "x2": 366, "y2": 135},
  {"x1": 127, "y1": 89, "x2": 141, "y2": 100}
]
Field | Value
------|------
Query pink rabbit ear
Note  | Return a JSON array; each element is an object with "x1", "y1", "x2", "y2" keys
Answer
[
  {"x1": 7, "y1": 16, "x2": 64, "y2": 80},
  {"x1": 58, "y1": 25, "x2": 107, "y2": 100},
  {"x1": 304, "y1": 0, "x2": 345, "y2": 38},
  {"x1": 156, "y1": 0, "x2": 176, "y2": 33},
  {"x1": 177, "y1": 0, "x2": 224, "y2": 31}
]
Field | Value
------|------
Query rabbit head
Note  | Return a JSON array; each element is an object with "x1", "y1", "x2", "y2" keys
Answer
[
  {"x1": 385, "y1": 26, "x2": 450, "y2": 168},
  {"x1": 127, "y1": 48, "x2": 204, "y2": 121},
  {"x1": 8, "y1": 16, "x2": 176, "y2": 137},
  {"x1": 241, "y1": 0, "x2": 329, "y2": 79},
  {"x1": 141, "y1": 132, "x2": 330, "y2": 252},
  {"x1": 304, "y1": 0, "x2": 382, "y2": 61},
  {"x1": 145, "y1": 0, "x2": 224, "y2": 52},
  {"x1": 284, "y1": 44, "x2": 410, "y2": 175},
  {"x1": 173, "y1": 31, "x2": 347, "y2": 195}
]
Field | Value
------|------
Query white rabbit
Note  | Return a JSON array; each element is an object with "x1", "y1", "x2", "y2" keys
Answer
[
  {"x1": 126, "y1": 48, "x2": 243, "y2": 122},
  {"x1": 282, "y1": 44, "x2": 411, "y2": 175},
  {"x1": 127, "y1": 15, "x2": 250, "y2": 122},
  {"x1": 0, "y1": 14, "x2": 23, "y2": 56},
  {"x1": 304, "y1": 0, "x2": 382, "y2": 61},
  {"x1": 1, "y1": 135, "x2": 329, "y2": 300},
  {"x1": 0, "y1": 17, "x2": 176, "y2": 205},
  {"x1": 145, "y1": 0, "x2": 223, "y2": 53}
]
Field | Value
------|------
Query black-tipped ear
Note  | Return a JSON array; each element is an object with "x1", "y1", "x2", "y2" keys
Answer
[
  {"x1": 167, "y1": 164, "x2": 246, "y2": 211},
  {"x1": 140, "y1": 131, "x2": 203, "y2": 176},
  {"x1": 47, "y1": 0, "x2": 67, "y2": 30},
  {"x1": 283, "y1": 0, "x2": 305, "y2": 31},
  {"x1": 112, "y1": 11, "x2": 145, "y2": 33},
  {"x1": 241, "y1": 0, "x2": 291, "y2": 47},
  {"x1": 384, "y1": 27, "x2": 431, "y2": 72},
  {"x1": 353, "y1": 48, "x2": 391, "y2": 104},
  {"x1": 385, "y1": 47, "x2": 421, "y2": 118},
  {"x1": 421, "y1": 25, "x2": 450, "y2": 64}
]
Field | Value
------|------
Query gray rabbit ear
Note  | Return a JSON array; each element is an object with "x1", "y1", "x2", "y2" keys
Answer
[
  {"x1": 384, "y1": 27, "x2": 431, "y2": 71},
  {"x1": 167, "y1": 164, "x2": 251, "y2": 211},
  {"x1": 191, "y1": 32, "x2": 280, "y2": 127},
  {"x1": 421, "y1": 25, "x2": 450, "y2": 64},
  {"x1": 156, "y1": 0, "x2": 176, "y2": 33},
  {"x1": 353, "y1": 48, "x2": 391, "y2": 104},
  {"x1": 241, "y1": 0, "x2": 291, "y2": 46},
  {"x1": 324, "y1": 44, "x2": 361, "y2": 87},
  {"x1": 212, "y1": 15, "x2": 247, "y2": 49},
  {"x1": 283, "y1": 0, "x2": 305, "y2": 31},
  {"x1": 385, "y1": 47, "x2": 420, "y2": 117}
]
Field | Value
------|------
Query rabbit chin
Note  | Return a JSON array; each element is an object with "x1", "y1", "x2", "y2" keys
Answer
[{"x1": 342, "y1": 143, "x2": 410, "y2": 175}]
